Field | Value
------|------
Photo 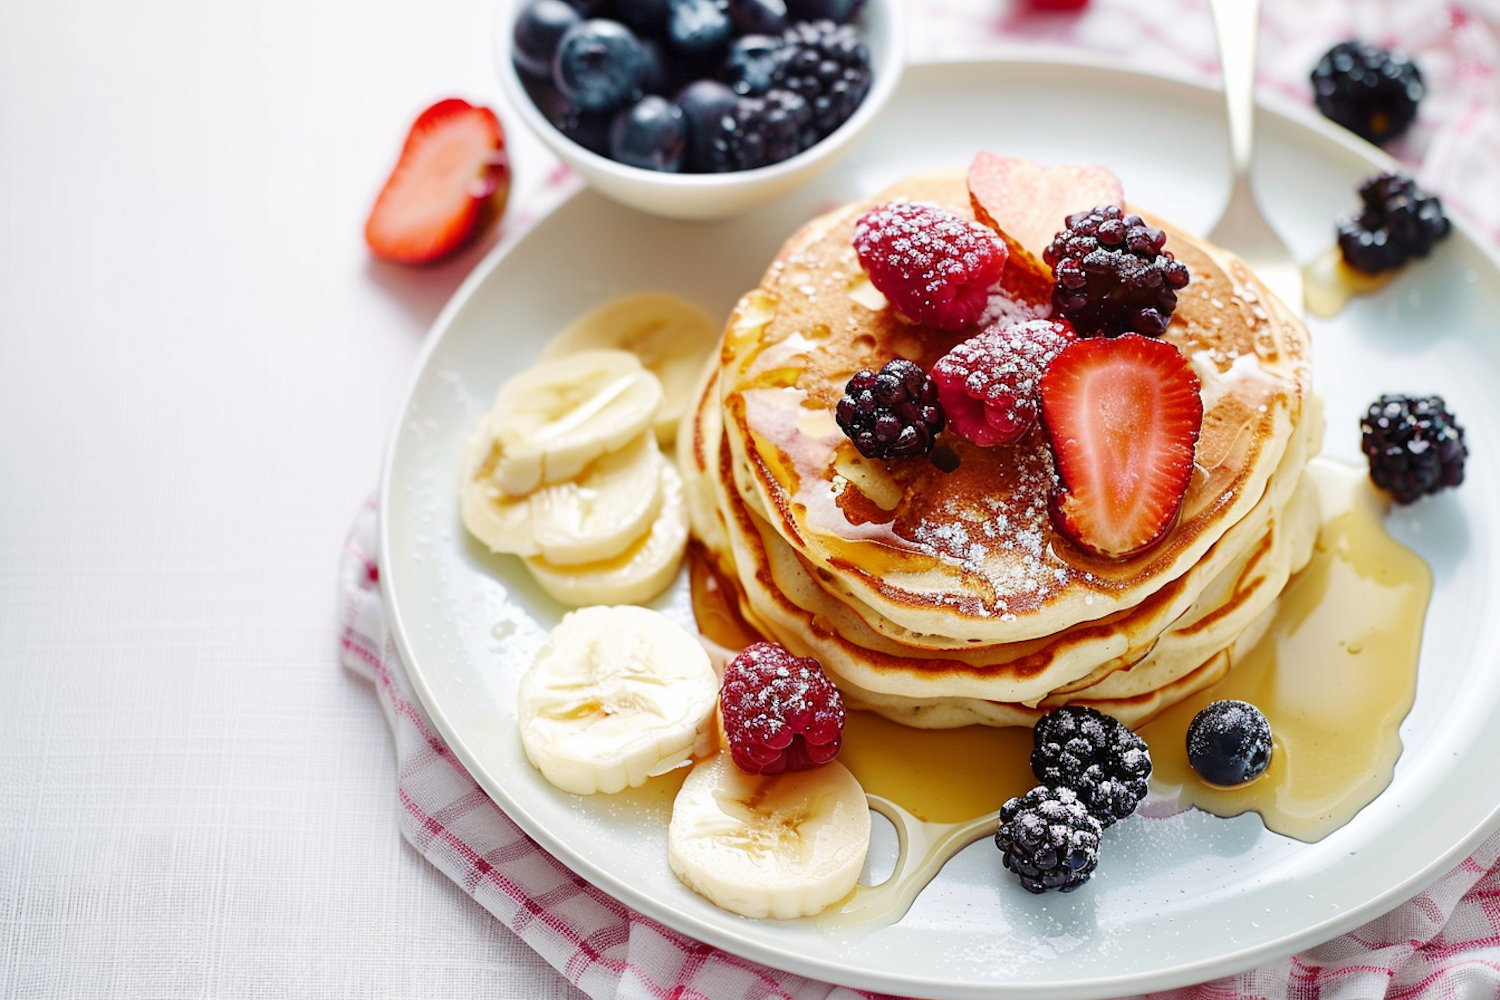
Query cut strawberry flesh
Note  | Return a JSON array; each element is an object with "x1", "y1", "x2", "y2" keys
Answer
[
  {"x1": 365, "y1": 98, "x2": 510, "y2": 265},
  {"x1": 967, "y1": 152, "x2": 1124, "y2": 266},
  {"x1": 1039, "y1": 334, "x2": 1203, "y2": 557}
]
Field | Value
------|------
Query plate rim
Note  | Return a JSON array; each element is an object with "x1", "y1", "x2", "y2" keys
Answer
[{"x1": 379, "y1": 55, "x2": 1500, "y2": 999}]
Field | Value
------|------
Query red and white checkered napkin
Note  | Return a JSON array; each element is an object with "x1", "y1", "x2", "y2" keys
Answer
[{"x1": 338, "y1": 501, "x2": 1500, "y2": 1000}]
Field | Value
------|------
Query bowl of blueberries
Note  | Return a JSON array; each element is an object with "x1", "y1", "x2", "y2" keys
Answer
[{"x1": 496, "y1": 0, "x2": 903, "y2": 219}]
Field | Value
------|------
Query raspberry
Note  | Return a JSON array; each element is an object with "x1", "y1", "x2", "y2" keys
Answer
[
  {"x1": 705, "y1": 89, "x2": 814, "y2": 171},
  {"x1": 719, "y1": 642, "x2": 845, "y2": 775},
  {"x1": 1337, "y1": 173, "x2": 1451, "y2": 275},
  {"x1": 1186, "y1": 700, "x2": 1274, "y2": 787},
  {"x1": 1311, "y1": 41, "x2": 1424, "y2": 146},
  {"x1": 1360, "y1": 394, "x2": 1467, "y2": 505},
  {"x1": 835, "y1": 358, "x2": 946, "y2": 460},
  {"x1": 771, "y1": 19, "x2": 872, "y2": 139},
  {"x1": 995, "y1": 785, "x2": 1101, "y2": 894},
  {"x1": 930, "y1": 320, "x2": 1076, "y2": 447},
  {"x1": 1030, "y1": 705, "x2": 1151, "y2": 827},
  {"x1": 1043, "y1": 205, "x2": 1190, "y2": 338},
  {"x1": 853, "y1": 201, "x2": 1009, "y2": 332}
]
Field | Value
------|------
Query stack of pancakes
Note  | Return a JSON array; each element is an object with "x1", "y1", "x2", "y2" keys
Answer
[{"x1": 680, "y1": 168, "x2": 1321, "y2": 729}]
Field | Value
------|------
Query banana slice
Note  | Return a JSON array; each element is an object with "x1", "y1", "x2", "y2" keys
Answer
[
  {"x1": 475, "y1": 348, "x2": 663, "y2": 496},
  {"x1": 524, "y1": 458, "x2": 689, "y2": 606},
  {"x1": 668, "y1": 753, "x2": 872, "y2": 920},
  {"x1": 517, "y1": 605, "x2": 718, "y2": 796},
  {"x1": 530, "y1": 433, "x2": 664, "y2": 566},
  {"x1": 539, "y1": 293, "x2": 720, "y2": 446}
]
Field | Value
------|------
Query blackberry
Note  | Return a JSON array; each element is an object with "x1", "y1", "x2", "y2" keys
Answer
[
  {"x1": 1360, "y1": 394, "x2": 1467, "y2": 505},
  {"x1": 1030, "y1": 706, "x2": 1151, "y2": 827},
  {"x1": 1186, "y1": 700, "x2": 1273, "y2": 787},
  {"x1": 995, "y1": 786, "x2": 1102, "y2": 894},
  {"x1": 1043, "y1": 205, "x2": 1190, "y2": 338},
  {"x1": 770, "y1": 19, "x2": 872, "y2": 139},
  {"x1": 704, "y1": 88, "x2": 813, "y2": 170},
  {"x1": 1337, "y1": 172, "x2": 1451, "y2": 275},
  {"x1": 835, "y1": 359, "x2": 945, "y2": 461},
  {"x1": 1311, "y1": 41, "x2": 1424, "y2": 146}
]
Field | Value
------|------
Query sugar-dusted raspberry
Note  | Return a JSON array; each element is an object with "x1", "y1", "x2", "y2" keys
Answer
[
  {"x1": 852, "y1": 201, "x2": 1008, "y2": 332},
  {"x1": 720, "y1": 642, "x2": 845, "y2": 775},
  {"x1": 931, "y1": 319, "x2": 1077, "y2": 447}
]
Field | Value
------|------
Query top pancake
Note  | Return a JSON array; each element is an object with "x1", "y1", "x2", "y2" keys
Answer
[{"x1": 717, "y1": 168, "x2": 1311, "y2": 644}]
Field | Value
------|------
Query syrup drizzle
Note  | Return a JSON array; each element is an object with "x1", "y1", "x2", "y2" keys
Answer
[
  {"x1": 1302, "y1": 246, "x2": 1394, "y2": 318},
  {"x1": 689, "y1": 459, "x2": 1432, "y2": 929}
]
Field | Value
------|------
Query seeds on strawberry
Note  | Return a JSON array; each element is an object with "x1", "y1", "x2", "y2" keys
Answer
[
  {"x1": 720, "y1": 642, "x2": 845, "y2": 775},
  {"x1": 852, "y1": 201, "x2": 1008, "y2": 332},
  {"x1": 931, "y1": 320, "x2": 1077, "y2": 447},
  {"x1": 365, "y1": 98, "x2": 511, "y2": 265},
  {"x1": 1039, "y1": 334, "x2": 1203, "y2": 558}
]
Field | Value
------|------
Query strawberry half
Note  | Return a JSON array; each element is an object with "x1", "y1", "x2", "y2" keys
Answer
[
  {"x1": 967, "y1": 153, "x2": 1123, "y2": 266},
  {"x1": 365, "y1": 98, "x2": 511, "y2": 265},
  {"x1": 1039, "y1": 334, "x2": 1203, "y2": 558}
]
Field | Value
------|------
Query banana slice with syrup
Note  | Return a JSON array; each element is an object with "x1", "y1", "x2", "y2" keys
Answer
[
  {"x1": 524, "y1": 457, "x2": 689, "y2": 606},
  {"x1": 472, "y1": 348, "x2": 663, "y2": 497},
  {"x1": 538, "y1": 292, "x2": 719, "y2": 446},
  {"x1": 518, "y1": 605, "x2": 719, "y2": 796},
  {"x1": 668, "y1": 753, "x2": 872, "y2": 920}
]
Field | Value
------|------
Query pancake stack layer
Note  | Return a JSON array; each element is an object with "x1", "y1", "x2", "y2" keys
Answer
[{"x1": 680, "y1": 168, "x2": 1319, "y2": 729}]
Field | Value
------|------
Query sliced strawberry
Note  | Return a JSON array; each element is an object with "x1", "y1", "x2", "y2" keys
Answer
[
  {"x1": 1039, "y1": 334, "x2": 1203, "y2": 558},
  {"x1": 365, "y1": 98, "x2": 511, "y2": 265},
  {"x1": 967, "y1": 153, "x2": 1124, "y2": 267}
]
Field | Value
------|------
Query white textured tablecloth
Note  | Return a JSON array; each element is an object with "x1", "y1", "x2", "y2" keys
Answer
[{"x1": 6, "y1": 0, "x2": 1500, "y2": 997}]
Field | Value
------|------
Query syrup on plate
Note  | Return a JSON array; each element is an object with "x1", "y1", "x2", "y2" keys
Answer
[{"x1": 690, "y1": 458, "x2": 1431, "y2": 924}]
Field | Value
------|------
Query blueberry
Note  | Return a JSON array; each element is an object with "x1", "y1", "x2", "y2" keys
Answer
[
  {"x1": 513, "y1": 0, "x2": 583, "y2": 79},
  {"x1": 673, "y1": 78, "x2": 737, "y2": 171},
  {"x1": 786, "y1": 0, "x2": 864, "y2": 23},
  {"x1": 558, "y1": 108, "x2": 615, "y2": 154},
  {"x1": 1186, "y1": 700, "x2": 1274, "y2": 787},
  {"x1": 613, "y1": 0, "x2": 671, "y2": 31},
  {"x1": 638, "y1": 36, "x2": 670, "y2": 93},
  {"x1": 725, "y1": 34, "x2": 783, "y2": 95},
  {"x1": 666, "y1": 0, "x2": 732, "y2": 54},
  {"x1": 725, "y1": 0, "x2": 788, "y2": 34},
  {"x1": 609, "y1": 95, "x2": 687, "y2": 170},
  {"x1": 553, "y1": 19, "x2": 648, "y2": 113}
]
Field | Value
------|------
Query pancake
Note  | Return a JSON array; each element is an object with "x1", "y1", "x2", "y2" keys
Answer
[
  {"x1": 683, "y1": 363, "x2": 1321, "y2": 725},
  {"x1": 716, "y1": 168, "x2": 1311, "y2": 646}
]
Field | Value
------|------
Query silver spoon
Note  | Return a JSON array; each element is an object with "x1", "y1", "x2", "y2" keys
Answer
[{"x1": 1204, "y1": 0, "x2": 1303, "y2": 313}]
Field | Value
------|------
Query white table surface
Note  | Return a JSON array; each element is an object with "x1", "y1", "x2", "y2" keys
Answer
[
  {"x1": 0, "y1": 0, "x2": 589, "y2": 994},
  {"x1": 8, "y1": 0, "x2": 1496, "y2": 997}
]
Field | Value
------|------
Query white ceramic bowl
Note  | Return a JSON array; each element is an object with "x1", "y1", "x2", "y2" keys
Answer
[{"x1": 493, "y1": 0, "x2": 904, "y2": 220}]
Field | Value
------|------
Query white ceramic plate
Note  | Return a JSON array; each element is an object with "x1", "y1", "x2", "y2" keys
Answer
[{"x1": 380, "y1": 60, "x2": 1500, "y2": 999}]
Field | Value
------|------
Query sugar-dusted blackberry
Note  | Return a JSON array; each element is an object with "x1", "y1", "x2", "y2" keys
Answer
[
  {"x1": 704, "y1": 88, "x2": 813, "y2": 171},
  {"x1": 769, "y1": 19, "x2": 872, "y2": 139},
  {"x1": 1186, "y1": 700, "x2": 1273, "y2": 787},
  {"x1": 1043, "y1": 205, "x2": 1190, "y2": 338},
  {"x1": 1360, "y1": 394, "x2": 1467, "y2": 505},
  {"x1": 995, "y1": 785, "x2": 1102, "y2": 894},
  {"x1": 836, "y1": 358, "x2": 946, "y2": 461},
  {"x1": 1311, "y1": 41, "x2": 1424, "y2": 146},
  {"x1": 720, "y1": 641, "x2": 845, "y2": 775},
  {"x1": 1337, "y1": 172, "x2": 1451, "y2": 275},
  {"x1": 1030, "y1": 705, "x2": 1151, "y2": 827}
]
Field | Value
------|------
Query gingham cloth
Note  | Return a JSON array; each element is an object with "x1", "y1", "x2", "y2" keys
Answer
[{"x1": 340, "y1": 2, "x2": 1500, "y2": 996}]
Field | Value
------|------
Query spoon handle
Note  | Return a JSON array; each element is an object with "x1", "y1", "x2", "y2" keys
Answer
[{"x1": 1208, "y1": 0, "x2": 1261, "y2": 184}]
